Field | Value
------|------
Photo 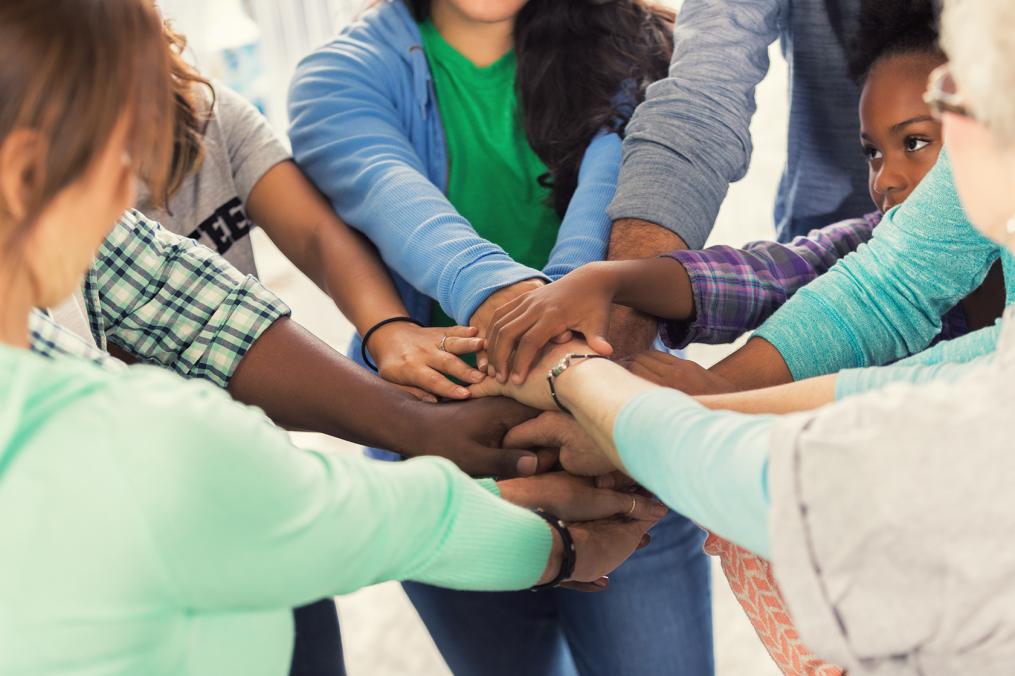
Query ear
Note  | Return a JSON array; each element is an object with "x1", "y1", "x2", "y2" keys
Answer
[{"x1": 0, "y1": 129, "x2": 46, "y2": 223}]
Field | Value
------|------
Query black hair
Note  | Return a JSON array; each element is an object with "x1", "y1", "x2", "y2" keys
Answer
[
  {"x1": 401, "y1": 0, "x2": 674, "y2": 217},
  {"x1": 847, "y1": 0, "x2": 945, "y2": 83}
]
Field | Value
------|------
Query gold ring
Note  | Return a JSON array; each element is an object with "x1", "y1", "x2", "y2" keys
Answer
[
  {"x1": 626, "y1": 495, "x2": 637, "y2": 516},
  {"x1": 438, "y1": 335, "x2": 448, "y2": 352}
]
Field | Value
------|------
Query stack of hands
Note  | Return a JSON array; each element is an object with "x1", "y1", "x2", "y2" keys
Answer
[{"x1": 383, "y1": 272, "x2": 725, "y2": 591}]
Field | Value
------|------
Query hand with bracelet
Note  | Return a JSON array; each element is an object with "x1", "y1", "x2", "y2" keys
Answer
[{"x1": 361, "y1": 316, "x2": 488, "y2": 402}]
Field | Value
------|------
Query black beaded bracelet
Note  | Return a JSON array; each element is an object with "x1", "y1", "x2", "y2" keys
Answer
[
  {"x1": 530, "y1": 508, "x2": 576, "y2": 590},
  {"x1": 360, "y1": 316, "x2": 423, "y2": 371}
]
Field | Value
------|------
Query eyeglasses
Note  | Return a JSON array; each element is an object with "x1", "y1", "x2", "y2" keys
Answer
[{"x1": 923, "y1": 65, "x2": 974, "y2": 121}]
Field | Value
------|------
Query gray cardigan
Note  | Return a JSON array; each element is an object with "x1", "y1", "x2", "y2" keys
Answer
[{"x1": 769, "y1": 307, "x2": 1015, "y2": 674}]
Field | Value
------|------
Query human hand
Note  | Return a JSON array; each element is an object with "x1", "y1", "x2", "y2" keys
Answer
[
  {"x1": 538, "y1": 516, "x2": 659, "y2": 591},
  {"x1": 504, "y1": 411, "x2": 618, "y2": 477},
  {"x1": 369, "y1": 323, "x2": 486, "y2": 402},
  {"x1": 468, "y1": 340, "x2": 589, "y2": 410},
  {"x1": 623, "y1": 350, "x2": 736, "y2": 395},
  {"x1": 486, "y1": 264, "x2": 616, "y2": 384},
  {"x1": 418, "y1": 397, "x2": 557, "y2": 477},
  {"x1": 498, "y1": 471, "x2": 666, "y2": 522},
  {"x1": 469, "y1": 279, "x2": 547, "y2": 371}
]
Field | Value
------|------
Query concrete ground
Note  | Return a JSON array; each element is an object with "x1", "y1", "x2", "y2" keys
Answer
[{"x1": 254, "y1": 38, "x2": 790, "y2": 676}]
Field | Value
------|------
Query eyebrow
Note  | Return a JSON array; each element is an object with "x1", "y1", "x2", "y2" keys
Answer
[{"x1": 890, "y1": 115, "x2": 935, "y2": 133}]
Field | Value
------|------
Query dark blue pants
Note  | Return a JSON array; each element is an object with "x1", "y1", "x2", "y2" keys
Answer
[
  {"x1": 290, "y1": 599, "x2": 346, "y2": 676},
  {"x1": 404, "y1": 512, "x2": 713, "y2": 676}
]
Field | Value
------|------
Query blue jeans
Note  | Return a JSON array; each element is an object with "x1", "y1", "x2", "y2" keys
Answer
[{"x1": 403, "y1": 512, "x2": 712, "y2": 676}]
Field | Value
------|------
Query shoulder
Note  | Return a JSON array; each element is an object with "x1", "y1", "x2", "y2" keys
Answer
[{"x1": 292, "y1": 1, "x2": 419, "y2": 90}]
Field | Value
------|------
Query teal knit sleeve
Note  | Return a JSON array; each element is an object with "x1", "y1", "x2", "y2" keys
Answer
[
  {"x1": 836, "y1": 323, "x2": 1001, "y2": 398},
  {"x1": 112, "y1": 369, "x2": 551, "y2": 606},
  {"x1": 614, "y1": 388, "x2": 773, "y2": 558},
  {"x1": 754, "y1": 155, "x2": 1009, "y2": 380}
]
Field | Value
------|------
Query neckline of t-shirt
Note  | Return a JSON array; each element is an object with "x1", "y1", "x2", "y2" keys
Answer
[{"x1": 418, "y1": 19, "x2": 516, "y2": 89}]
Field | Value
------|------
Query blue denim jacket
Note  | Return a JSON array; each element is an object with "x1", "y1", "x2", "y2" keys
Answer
[{"x1": 288, "y1": 0, "x2": 619, "y2": 357}]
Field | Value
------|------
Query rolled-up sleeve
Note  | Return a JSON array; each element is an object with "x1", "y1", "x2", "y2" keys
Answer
[{"x1": 88, "y1": 210, "x2": 290, "y2": 387}]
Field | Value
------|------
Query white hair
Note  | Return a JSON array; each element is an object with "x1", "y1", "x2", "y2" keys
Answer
[{"x1": 941, "y1": 0, "x2": 1015, "y2": 147}]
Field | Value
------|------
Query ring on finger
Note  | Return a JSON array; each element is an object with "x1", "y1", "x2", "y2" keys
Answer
[
  {"x1": 626, "y1": 494, "x2": 637, "y2": 516},
  {"x1": 438, "y1": 335, "x2": 449, "y2": 352}
]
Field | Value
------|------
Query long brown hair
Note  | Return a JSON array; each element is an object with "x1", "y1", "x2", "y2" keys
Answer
[
  {"x1": 163, "y1": 22, "x2": 215, "y2": 204},
  {"x1": 403, "y1": 0, "x2": 674, "y2": 216},
  {"x1": 0, "y1": 0, "x2": 175, "y2": 228}
]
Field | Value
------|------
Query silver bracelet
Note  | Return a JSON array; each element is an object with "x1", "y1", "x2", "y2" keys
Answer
[{"x1": 546, "y1": 353, "x2": 610, "y2": 414}]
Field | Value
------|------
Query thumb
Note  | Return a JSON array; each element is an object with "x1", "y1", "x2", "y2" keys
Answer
[
  {"x1": 580, "y1": 315, "x2": 613, "y2": 356},
  {"x1": 504, "y1": 412, "x2": 569, "y2": 449},
  {"x1": 466, "y1": 444, "x2": 541, "y2": 478}
]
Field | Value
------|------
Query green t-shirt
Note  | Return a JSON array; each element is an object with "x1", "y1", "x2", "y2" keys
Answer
[{"x1": 419, "y1": 19, "x2": 561, "y2": 329}]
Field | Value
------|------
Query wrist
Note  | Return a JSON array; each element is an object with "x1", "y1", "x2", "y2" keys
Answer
[
  {"x1": 537, "y1": 525, "x2": 565, "y2": 586},
  {"x1": 555, "y1": 356, "x2": 616, "y2": 413}
]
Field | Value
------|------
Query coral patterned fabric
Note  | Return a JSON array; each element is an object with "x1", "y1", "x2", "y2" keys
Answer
[{"x1": 704, "y1": 534, "x2": 844, "y2": 676}]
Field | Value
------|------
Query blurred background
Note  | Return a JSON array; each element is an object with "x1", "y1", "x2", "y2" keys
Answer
[{"x1": 157, "y1": 1, "x2": 786, "y2": 673}]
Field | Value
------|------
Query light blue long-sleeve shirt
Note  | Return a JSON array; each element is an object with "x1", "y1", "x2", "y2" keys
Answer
[
  {"x1": 611, "y1": 0, "x2": 870, "y2": 245},
  {"x1": 614, "y1": 388, "x2": 773, "y2": 558},
  {"x1": 287, "y1": 0, "x2": 617, "y2": 331},
  {"x1": 755, "y1": 155, "x2": 1015, "y2": 380}
]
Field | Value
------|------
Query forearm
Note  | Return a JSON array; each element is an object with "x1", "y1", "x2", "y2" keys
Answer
[
  {"x1": 246, "y1": 162, "x2": 408, "y2": 334},
  {"x1": 710, "y1": 336, "x2": 794, "y2": 389},
  {"x1": 606, "y1": 219, "x2": 689, "y2": 355},
  {"x1": 557, "y1": 359, "x2": 773, "y2": 557},
  {"x1": 227, "y1": 317, "x2": 432, "y2": 454},
  {"x1": 698, "y1": 373, "x2": 837, "y2": 415}
]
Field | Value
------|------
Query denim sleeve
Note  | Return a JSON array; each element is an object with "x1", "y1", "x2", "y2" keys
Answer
[
  {"x1": 754, "y1": 155, "x2": 1007, "y2": 380},
  {"x1": 609, "y1": 0, "x2": 787, "y2": 249},
  {"x1": 288, "y1": 43, "x2": 547, "y2": 325},
  {"x1": 542, "y1": 131, "x2": 619, "y2": 280},
  {"x1": 614, "y1": 388, "x2": 773, "y2": 558}
]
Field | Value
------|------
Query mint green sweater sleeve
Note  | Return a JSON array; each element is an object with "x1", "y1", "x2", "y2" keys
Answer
[
  {"x1": 614, "y1": 388, "x2": 773, "y2": 558},
  {"x1": 836, "y1": 322, "x2": 1002, "y2": 398},
  {"x1": 755, "y1": 154, "x2": 1014, "y2": 380},
  {"x1": 113, "y1": 368, "x2": 551, "y2": 602}
]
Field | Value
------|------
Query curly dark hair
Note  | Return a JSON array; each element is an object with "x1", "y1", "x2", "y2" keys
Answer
[
  {"x1": 847, "y1": 0, "x2": 944, "y2": 83},
  {"x1": 401, "y1": 0, "x2": 674, "y2": 217}
]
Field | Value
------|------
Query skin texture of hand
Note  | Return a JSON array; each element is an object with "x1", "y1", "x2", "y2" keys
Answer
[
  {"x1": 622, "y1": 350, "x2": 736, "y2": 395},
  {"x1": 469, "y1": 278, "x2": 546, "y2": 371},
  {"x1": 367, "y1": 322, "x2": 486, "y2": 402},
  {"x1": 468, "y1": 340, "x2": 591, "y2": 410},
  {"x1": 558, "y1": 517, "x2": 658, "y2": 591},
  {"x1": 497, "y1": 471, "x2": 667, "y2": 522},
  {"x1": 485, "y1": 264, "x2": 616, "y2": 385},
  {"x1": 504, "y1": 411, "x2": 617, "y2": 478},
  {"x1": 415, "y1": 397, "x2": 557, "y2": 477}
]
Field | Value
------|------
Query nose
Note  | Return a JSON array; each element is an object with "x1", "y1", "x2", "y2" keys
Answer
[{"x1": 872, "y1": 162, "x2": 910, "y2": 211}]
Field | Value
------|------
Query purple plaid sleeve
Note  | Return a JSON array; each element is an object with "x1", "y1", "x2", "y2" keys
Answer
[{"x1": 659, "y1": 212, "x2": 882, "y2": 348}]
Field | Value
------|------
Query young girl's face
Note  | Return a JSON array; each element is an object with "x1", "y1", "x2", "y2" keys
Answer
[
  {"x1": 14, "y1": 116, "x2": 136, "y2": 307},
  {"x1": 859, "y1": 53, "x2": 946, "y2": 212},
  {"x1": 434, "y1": 0, "x2": 529, "y2": 24}
]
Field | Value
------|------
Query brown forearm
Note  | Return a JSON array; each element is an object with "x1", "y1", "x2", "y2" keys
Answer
[
  {"x1": 246, "y1": 161, "x2": 408, "y2": 336},
  {"x1": 709, "y1": 336, "x2": 794, "y2": 390},
  {"x1": 606, "y1": 219, "x2": 689, "y2": 356},
  {"x1": 227, "y1": 317, "x2": 426, "y2": 453}
]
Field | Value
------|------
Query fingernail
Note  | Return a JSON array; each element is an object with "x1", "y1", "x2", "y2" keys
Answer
[
  {"x1": 455, "y1": 387, "x2": 470, "y2": 398},
  {"x1": 425, "y1": 395, "x2": 438, "y2": 404},
  {"x1": 516, "y1": 455, "x2": 538, "y2": 476},
  {"x1": 651, "y1": 502, "x2": 668, "y2": 517},
  {"x1": 511, "y1": 373, "x2": 524, "y2": 385},
  {"x1": 469, "y1": 371, "x2": 485, "y2": 383}
]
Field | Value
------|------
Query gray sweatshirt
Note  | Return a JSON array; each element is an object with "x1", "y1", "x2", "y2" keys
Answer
[
  {"x1": 768, "y1": 305, "x2": 1015, "y2": 674},
  {"x1": 611, "y1": 0, "x2": 870, "y2": 245}
]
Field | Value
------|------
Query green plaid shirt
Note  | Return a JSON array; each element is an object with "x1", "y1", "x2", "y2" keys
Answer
[{"x1": 30, "y1": 209, "x2": 290, "y2": 387}]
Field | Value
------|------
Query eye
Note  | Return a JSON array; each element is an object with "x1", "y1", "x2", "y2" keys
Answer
[
  {"x1": 863, "y1": 145, "x2": 883, "y2": 162},
  {"x1": 905, "y1": 137, "x2": 931, "y2": 152}
]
